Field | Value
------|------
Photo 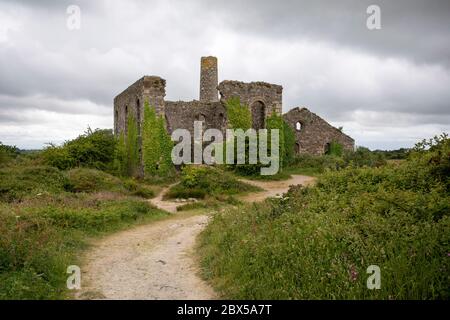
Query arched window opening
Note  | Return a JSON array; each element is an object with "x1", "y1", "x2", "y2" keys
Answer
[
  {"x1": 124, "y1": 105, "x2": 129, "y2": 132},
  {"x1": 198, "y1": 114, "x2": 206, "y2": 122},
  {"x1": 324, "y1": 142, "x2": 331, "y2": 155},
  {"x1": 136, "y1": 99, "x2": 141, "y2": 135},
  {"x1": 295, "y1": 142, "x2": 300, "y2": 154},
  {"x1": 295, "y1": 121, "x2": 302, "y2": 131},
  {"x1": 250, "y1": 101, "x2": 265, "y2": 129}
]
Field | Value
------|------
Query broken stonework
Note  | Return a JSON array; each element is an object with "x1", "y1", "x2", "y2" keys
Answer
[{"x1": 113, "y1": 57, "x2": 355, "y2": 169}]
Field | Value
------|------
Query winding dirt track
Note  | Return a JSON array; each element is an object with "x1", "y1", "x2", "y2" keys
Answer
[{"x1": 75, "y1": 175, "x2": 315, "y2": 300}]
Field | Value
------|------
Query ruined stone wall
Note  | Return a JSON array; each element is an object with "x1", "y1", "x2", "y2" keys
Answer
[
  {"x1": 165, "y1": 100, "x2": 226, "y2": 136},
  {"x1": 113, "y1": 76, "x2": 166, "y2": 136},
  {"x1": 218, "y1": 81, "x2": 282, "y2": 128},
  {"x1": 283, "y1": 107, "x2": 355, "y2": 155},
  {"x1": 199, "y1": 56, "x2": 219, "y2": 103}
]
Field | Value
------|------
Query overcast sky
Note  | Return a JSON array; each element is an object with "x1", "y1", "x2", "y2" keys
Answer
[{"x1": 0, "y1": 0, "x2": 449, "y2": 150}]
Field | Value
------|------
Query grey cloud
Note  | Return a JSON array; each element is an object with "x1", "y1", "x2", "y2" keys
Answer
[
  {"x1": 198, "y1": 0, "x2": 450, "y2": 67},
  {"x1": 0, "y1": 0, "x2": 449, "y2": 149}
]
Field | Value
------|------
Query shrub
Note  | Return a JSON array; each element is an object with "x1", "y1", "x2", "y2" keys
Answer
[
  {"x1": 0, "y1": 142, "x2": 20, "y2": 167},
  {"x1": 164, "y1": 165, "x2": 260, "y2": 199},
  {"x1": 343, "y1": 147, "x2": 386, "y2": 168},
  {"x1": 66, "y1": 168, "x2": 124, "y2": 193},
  {"x1": 326, "y1": 141, "x2": 344, "y2": 157},
  {"x1": 225, "y1": 98, "x2": 294, "y2": 176},
  {"x1": 199, "y1": 134, "x2": 450, "y2": 299},
  {"x1": 0, "y1": 166, "x2": 69, "y2": 202},
  {"x1": 42, "y1": 128, "x2": 116, "y2": 171}
]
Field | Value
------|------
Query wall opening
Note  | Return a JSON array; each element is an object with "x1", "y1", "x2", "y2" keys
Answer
[
  {"x1": 295, "y1": 142, "x2": 300, "y2": 154},
  {"x1": 114, "y1": 109, "x2": 118, "y2": 134},
  {"x1": 251, "y1": 101, "x2": 265, "y2": 129},
  {"x1": 197, "y1": 114, "x2": 206, "y2": 122},
  {"x1": 124, "y1": 105, "x2": 129, "y2": 133},
  {"x1": 136, "y1": 99, "x2": 141, "y2": 133},
  {"x1": 295, "y1": 121, "x2": 302, "y2": 131},
  {"x1": 324, "y1": 142, "x2": 331, "y2": 155}
]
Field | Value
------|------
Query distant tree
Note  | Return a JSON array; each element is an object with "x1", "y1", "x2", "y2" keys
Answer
[{"x1": 0, "y1": 142, "x2": 20, "y2": 166}]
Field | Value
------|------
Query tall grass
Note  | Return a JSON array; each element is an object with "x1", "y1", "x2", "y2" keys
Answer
[
  {"x1": 198, "y1": 135, "x2": 450, "y2": 299},
  {"x1": 0, "y1": 165, "x2": 167, "y2": 299}
]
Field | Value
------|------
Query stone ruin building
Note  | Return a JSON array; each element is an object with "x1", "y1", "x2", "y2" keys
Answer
[{"x1": 113, "y1": 56, "x2": 355, "y2": 165}]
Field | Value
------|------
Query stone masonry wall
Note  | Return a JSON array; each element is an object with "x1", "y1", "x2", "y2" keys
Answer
[
  {"x1": 165, "y1": 100, "x2": 226, "y2": 136},
  {"x1": 113, "y1": 76, "x2": 166, "y2": 136},
  {"x1": 113, "y1": 57, "x2": 357, "y2": 174},
  {"x1": 283, "y1": 107, "x2": 355, "y2": 155},
  {"x1": 218, "y1": 80, "x2": 283, "y2": 122}
]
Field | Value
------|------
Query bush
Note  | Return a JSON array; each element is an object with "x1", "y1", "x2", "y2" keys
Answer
[
  {"x1": 289, "y1": 153, "x2": 344, "y2": 175},
  {"x1": 343, "y1": 147, "x2": 386, "y2": 168},
  {"x1": 325, "y1": 141, "x2": 344, "y2": 157},
  {"x1": 0, "y1": 142, "x2": 20, "y2": 167},
  {"x1": 199, "y1": 134, "x2": 450, "y2": 299},
  {"x1": 42, "y1": 128, "x2": 116, "y2": 171},
  {"x1": 66, "y1": 168, "x2": 124, "y2": 193},
  {"x1": 224, "y1": 98, "x2": 294, "y2": 176},
  {"x1": 164, "y1": 165, "x2": 260, "y2": 199},
  {"x1": 0, "y1": 166, "x2": 69, "y2": 202}
]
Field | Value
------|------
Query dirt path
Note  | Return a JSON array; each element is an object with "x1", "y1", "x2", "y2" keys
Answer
[
  {"x1": 239, "y1": 175, "x2": 316, "y2": 202},
  {"x1": 75, "y1": 175, "x2": 314, "y2": 300}
]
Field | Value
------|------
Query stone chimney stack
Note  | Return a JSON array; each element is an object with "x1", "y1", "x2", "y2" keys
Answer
[{"x1": 199, "y1": 56, "x2": 218, "y2": 102}]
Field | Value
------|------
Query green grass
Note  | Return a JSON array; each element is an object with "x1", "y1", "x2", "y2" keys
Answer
[
  {"x1": 0, "y1": 165, "x2": 169, "y2": 300},
  {"x1": 0, "y1": 194, "x2": 168, "y2": 300},
  {"x1": 198, "y1": 135, "x2": 450, "y2": 299}
]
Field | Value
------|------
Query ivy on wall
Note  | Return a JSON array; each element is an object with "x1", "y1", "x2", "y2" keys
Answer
[
  {"x1": 113, "y1": 110, "x2": 139, "y2": 177},
  {"x1": 142, "y1": 101, "x2": 173, "y2": 177},
  {"x1": 225, "y1": 97, "x2": 252, "y2": 130},
  {"x1": 282, "y1": 120, "x2": 296, "y2": 166},
  {"x1": 126, "y1": 111, "x2": 140, "y2": 176},
  {"x1": 114, "y1": 132, "x2": 127, "y2": 176},
  {"x1": 224, "y1": 97, "x2": 296, "y2": 175}
]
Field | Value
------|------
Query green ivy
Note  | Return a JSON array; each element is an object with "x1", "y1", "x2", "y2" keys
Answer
[
  {"x1": 113, "y1": 132, "x2": 127, "y2": 176},
  {"x1": 224, "y1": 98, "x2": 294, "y2": 175},
  {"x1": 282, "y1": 120, "x2": 296, "y2": 166},
  {"x1": 225, "y1": 97, "x2": 252, "y2": 130},
  {"x1": 326, "y1": 141, "x2": 344, "y2": 157},
  {"x1": 142, "y1": 102, "x2": 173, "y2": 177},
  {"x1": 126, "y1": 111, "x2": 140, "y2": 177}
]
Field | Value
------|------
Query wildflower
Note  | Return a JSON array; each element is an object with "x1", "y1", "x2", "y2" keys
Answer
[{"x1": 349, "y1": 264, "x2": 358, "y2": 281}]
